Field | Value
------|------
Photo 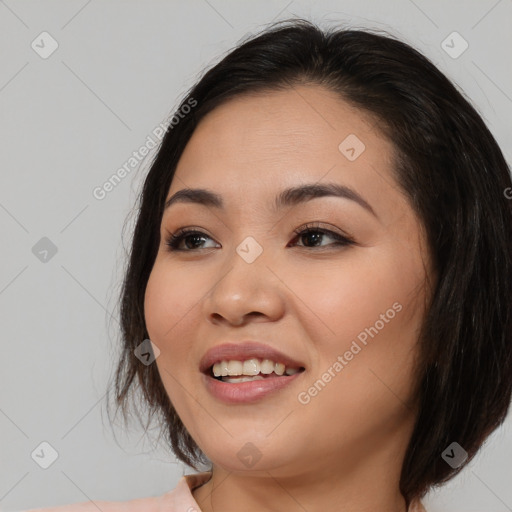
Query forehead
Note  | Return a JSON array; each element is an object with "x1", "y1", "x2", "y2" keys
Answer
[{"x1": 168, "y1": 85, "x2": 406, "y2": 222}]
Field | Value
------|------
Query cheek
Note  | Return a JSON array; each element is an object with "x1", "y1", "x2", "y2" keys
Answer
[
  {"x1": 292, "y1": 249, "x2": 416, "y2": 342},
  {"x1": 290, "y1": 260, "x2": 421, "y2": 446},
  {"x1": 143, "y1": 262, "x2": 204, "y2": 374},
  {"x1": 292, "y1": 247, "x2": 423, "y2": 393},
  {"x1": 144, "y1": 263, "x2": 204, "y2": 413},
  {"x1": 145, "y1": 261, "x2": 200, "y2": 339}
]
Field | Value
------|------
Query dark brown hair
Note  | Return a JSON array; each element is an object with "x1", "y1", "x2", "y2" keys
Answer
[{"x1": 106, "y1": 18, "x2": 512, "y2": 507}]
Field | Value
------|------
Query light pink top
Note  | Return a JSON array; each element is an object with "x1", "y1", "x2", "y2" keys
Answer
[
  {"x1": 23, "y1": 472, "x2": 212, "y2": 512},
  {"x1": 22, "y1": 471, "x2": 427, "y2": 511}
]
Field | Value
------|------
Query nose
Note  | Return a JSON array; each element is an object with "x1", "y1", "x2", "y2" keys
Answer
[{"x1": 202, "y1": 244, "x2": 286, "y2": 327}]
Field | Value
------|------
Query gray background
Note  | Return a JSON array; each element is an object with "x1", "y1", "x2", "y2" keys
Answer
[{"x1": 1, "y1": 1, "x2": 511, "y2": 510}]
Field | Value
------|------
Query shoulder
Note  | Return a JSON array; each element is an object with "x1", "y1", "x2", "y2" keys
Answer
[
  {"x1": 20, "y1": 471, "x2": 212, "y2": 512},
  {"x1": 409, "y1": 498, "x2": 428, "y2": 512}
]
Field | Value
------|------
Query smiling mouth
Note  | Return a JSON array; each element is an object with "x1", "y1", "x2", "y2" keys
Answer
[{"x1": 208, "y1": 358, "x2": 306, "y2": 383}]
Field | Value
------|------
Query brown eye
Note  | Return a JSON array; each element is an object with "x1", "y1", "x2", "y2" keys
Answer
[
  {"x1": 290, "y1": 223, "x2": 354, "y2": 249},
  {"x1": 165, "y1": 229, "x2": 218, "y2": 251}
]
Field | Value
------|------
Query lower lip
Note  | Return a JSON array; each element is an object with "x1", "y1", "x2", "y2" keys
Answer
[{"x1": 202, "y1": 371, "x2": 304, "y2": 404}]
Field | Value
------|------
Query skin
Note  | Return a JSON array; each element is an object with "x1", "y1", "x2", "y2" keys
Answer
[{"x1": 144, "y1": 84, "x2": 435, "y2": 512}]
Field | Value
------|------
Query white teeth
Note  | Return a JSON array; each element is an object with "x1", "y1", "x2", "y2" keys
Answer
[
  {"x1": 223, "y1": 375, "x2": 265, "y2": 383},
  {"x1": 227, "y1": 360, "x2": 243, "y2": 376},
  {"x1": 211, "y1": 358, "x2": 302, "y2": 378},
  {"x1": 260, "y1": 359, "x2": 275, "y2": 374},
  {"x1": 274, "y1": 363, "x2": 285, "y2": 376},
  {"x1": 242, "y1": 359, "x2": 259, "y2": 376},
  {"x1": 212, "y1": 362, "x2": 221, "y2": 377}
]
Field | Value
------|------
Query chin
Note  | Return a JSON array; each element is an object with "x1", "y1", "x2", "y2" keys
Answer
[{"x1": 200, "y1": 438, "x2": 293, "y2": 473}]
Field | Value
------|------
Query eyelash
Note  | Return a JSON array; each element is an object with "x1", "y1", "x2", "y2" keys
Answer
[{"x1": 164, "y1": 222, "x2": 355, "y2": 252}]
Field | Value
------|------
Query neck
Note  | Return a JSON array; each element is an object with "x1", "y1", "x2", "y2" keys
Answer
[
  {"x1": 192, "y1": 450, "x2": 410, "y2": 512},
  {"x1": 191, "y1": 400, "x2": 419, "y2": 512}
]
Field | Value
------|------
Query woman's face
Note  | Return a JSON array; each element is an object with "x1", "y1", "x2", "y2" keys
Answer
[{"x1": 144, "y1": 85, "x2": 433, "y2": 478}]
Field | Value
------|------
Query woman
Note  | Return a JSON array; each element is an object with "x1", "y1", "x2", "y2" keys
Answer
[{"x1": 26, "y1": 17, "x2": 512, "y2": 512}]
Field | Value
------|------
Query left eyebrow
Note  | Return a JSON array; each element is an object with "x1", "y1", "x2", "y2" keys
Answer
[{"x1": 164, "y1": 182, "x2": 378, "y2": 219}]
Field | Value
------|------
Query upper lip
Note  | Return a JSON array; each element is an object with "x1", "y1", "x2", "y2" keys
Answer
[{"x1": 199, "y1": 341, "x2": 306, "y2": 374}]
